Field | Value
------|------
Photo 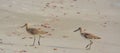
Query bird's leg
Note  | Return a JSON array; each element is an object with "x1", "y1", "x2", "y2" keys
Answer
[
  {"x1": 32, "y1": 35, "x2": 36, "y2": 46},
  {"x1": 85, "y1": 40, "x2": 93, "y2": 50},
  {"x1": 85, "y1": 40, "x2": 90, "y2": 49},
  {"x1": 85, "y1": 44, "x2": 89, "y2": 49},
  {"x1": 38, "y1": 35, "x2": 41, "y2": 45},
  {"x1": 89, "y1": 40, "x2": 93, "y2": 49}
]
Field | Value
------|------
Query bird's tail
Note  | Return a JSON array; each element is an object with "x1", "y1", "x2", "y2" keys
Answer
[
  {"x1": 94, "y1": 36, "x2": 101, "y2": 39},
  {"x1": 39, "y1": 31, "x2": 48, "y2": 34}
]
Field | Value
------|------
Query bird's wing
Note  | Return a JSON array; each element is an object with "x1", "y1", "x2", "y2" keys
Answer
[
  {"x1": 83, "y1": 32, "x2": 100, "y2": 39},
  {"x1": 28, "y1": 28, "x2": 40, "y2": 34}
]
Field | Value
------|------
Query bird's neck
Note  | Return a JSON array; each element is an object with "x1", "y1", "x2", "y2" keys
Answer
[
  {"x1": 25, "y1": 25, "x2": 29, "y2": 30},
  {"x1": 80, "y1": 28, "x2": 83, "y2": 34}
]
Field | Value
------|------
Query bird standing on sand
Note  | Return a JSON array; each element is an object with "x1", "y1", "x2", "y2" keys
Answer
[
  {"x1": 21, "y1": 23, "x2": 48, "y2": 46},
  {"x1": 74, "y1": 27, "x2": 101, "y2": 50}
]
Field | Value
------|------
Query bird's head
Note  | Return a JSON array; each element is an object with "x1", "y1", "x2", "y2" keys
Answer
[
  {"x1": 74, "y1": 27, "x2": 82, "y2": 32},
  {"x1": 21, "y1": 23, "x2": 28, "y2": 28}
]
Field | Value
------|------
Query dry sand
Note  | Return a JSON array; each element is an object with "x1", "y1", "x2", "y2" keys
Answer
[{"x1": 0, "y1": 0, "x2": 120, "y2": 53}]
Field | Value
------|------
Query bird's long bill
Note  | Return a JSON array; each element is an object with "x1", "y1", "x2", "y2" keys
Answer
[
  {"x1": 20, "y1": 24, "x2": 26, "y2": 28},
  {"x1": 74, "y1": 28, "x2": 80, "y2": 32}
]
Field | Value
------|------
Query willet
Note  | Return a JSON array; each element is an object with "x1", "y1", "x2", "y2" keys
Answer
[
  {"x1": 74, "y1": 27, "x2": 101, "y2": 50},
  {"x1": 21, "y1": 23, "x2": 48, "y2": 46}
]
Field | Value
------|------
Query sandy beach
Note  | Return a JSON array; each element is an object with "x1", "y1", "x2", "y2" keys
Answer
[{"x1": 0, "y1": 0, "x2": 120, "y2": 53}]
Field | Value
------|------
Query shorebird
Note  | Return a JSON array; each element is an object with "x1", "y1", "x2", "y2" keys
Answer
[
  {"x1": 21, "y1": 23, "x2": 48, "y2": 46},
  {"x1": 74, "y1": 27, "x2": 101, "y2": 50}
]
